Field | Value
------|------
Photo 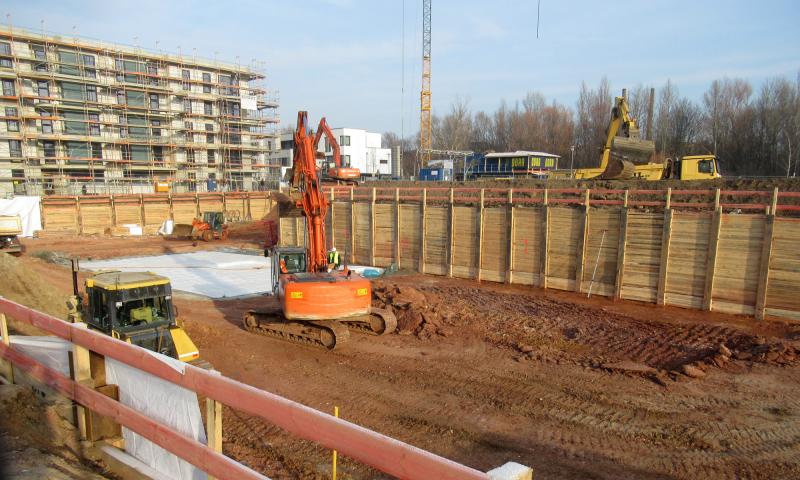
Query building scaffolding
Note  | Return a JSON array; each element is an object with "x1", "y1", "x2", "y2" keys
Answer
[{"x1": 0, "y1": 24, "x2": 281, "y2": 196}]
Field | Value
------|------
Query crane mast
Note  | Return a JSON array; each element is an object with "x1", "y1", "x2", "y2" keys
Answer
[{"x1": 419, "y1": 0, "x2": 432, "y2": 168}]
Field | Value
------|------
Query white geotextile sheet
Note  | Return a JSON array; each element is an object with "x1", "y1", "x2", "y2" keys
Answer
[
  {"x1": 83, "y1": 251, "x2": 272, "y2": 298},
  {"x1": 0, "y1": 196, "x2": 42, "y2": 237},
  {"x1": 5, "y1": 335, "x2": 208, "y2": 480},
  {"x1": 105, "y1": 356, "x2": 207, "y2": 480}
]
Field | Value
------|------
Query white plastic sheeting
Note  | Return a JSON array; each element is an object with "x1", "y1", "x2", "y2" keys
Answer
[
  {"x1": 83, "y1": 251, "x2": 272, "y2": 298},
  {"x1": 0, "y1": 196, "x2": 42, "y2": 237},
  {"x1": 105, "y1": 355, "x2": 207, "y2": 480},
  {"x1": 5, "y1": 335, "x2": 208, "y2": 480}
]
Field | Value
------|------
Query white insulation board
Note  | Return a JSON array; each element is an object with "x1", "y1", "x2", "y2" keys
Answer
[{"x1": 83, "y1": 251, "x2": 272, "y2": 298}]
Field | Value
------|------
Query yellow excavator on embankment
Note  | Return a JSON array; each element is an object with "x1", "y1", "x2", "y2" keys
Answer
[{"x1": 549, "y1": 95, "x2": 721, "y2": 181}]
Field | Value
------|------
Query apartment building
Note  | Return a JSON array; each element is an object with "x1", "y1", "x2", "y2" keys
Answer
[
  {"x1": 270, "y1": 127, "x2": 392, "y2": 184},
  {"x1": 0, "y1": 26, "x2": 280, "y2": 196}
]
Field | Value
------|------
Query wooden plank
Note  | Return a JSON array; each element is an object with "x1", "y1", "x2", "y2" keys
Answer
[
  {"x1": 665, "y1": 213, "x2": 711, "y2": 308},
  {"x1": 479, "y1": 208, "x2": 508, "y2": 283},
  {"x1": 373, "y1": 204, "x2": 396, "y2": 267},
  {"x1": 353, "y1": 202, "x2": 371, "y2": 265},
  {"x1": 371, "y1": 188, "x2": 376, "y2": 266},
  {"x1": 424, "y1": 207, "x2": 449, "y2": 275},
  {"x1": 656, "y1": 208, "x2": 673, "y2": 305},
  {"x1": 448, "y1": 188, "x2": 454, "y2": 277},
  {"x1": 399, "y1": 204, "x2": 422, "y2": 270},
  {"x1": 477, "y1": 189, "x2": 485, "y2": 281},
  {"x1": 511, "y1": 207, "x2": 544, "y2": 286},
  {"x1": 452, "y1": 206, "x2": 479, "y2": 279},
  {"x1": 395, "y1": 188, "x2": 401, "y2": 265},
  {"x1": 541, "y1": 189, "x2": 550, "y2": 288},
  {"x1": 755, "y1": 215, "x2": 775, "y2": 319},
  {"x1": 506, "y1": 189, "x2": 514, "y2": 283},
  {"x1": 419, "y1": 189, "x2": 427, "y2": 273},
  {"x1": 547, "y1": 207, "x2": 582, "y2": 288},
  {"x1": 574, "y1": 189, "x2": 590, "y2": 292},
  {"x1": 620, "y1": 211, "x2": 662, "y2": 303},
  {"x1": 582, "y1": 208, "x2": 620, "y2": 296},
  {"x1": 350, "y1": 189, "x2": 356, "y2": 263},
  {"x1": 703, "y1": 207, "x2": 722, "y2": 310}
]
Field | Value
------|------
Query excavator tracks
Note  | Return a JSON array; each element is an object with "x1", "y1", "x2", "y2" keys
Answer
[
  {"x1": 340, "y1": 307, "x2": 398, "y2": 336},
  {"x1": 243, "y1": 310, "x2": 351, "y2": 350}
]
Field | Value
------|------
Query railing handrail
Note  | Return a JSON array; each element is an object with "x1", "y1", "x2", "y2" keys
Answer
[{"x1": 0, "y1": 297, "x2": 488, "y2": 480}]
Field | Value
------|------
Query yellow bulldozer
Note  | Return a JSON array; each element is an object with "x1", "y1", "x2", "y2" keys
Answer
[
  {"x1": 67, "y1": 260, "x2": 208, "y2": 367},
  {"x1": 550, "y1": 95, "x2": 721, "y2": 181}
]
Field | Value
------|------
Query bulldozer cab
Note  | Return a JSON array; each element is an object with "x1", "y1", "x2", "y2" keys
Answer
[{"x1": 84, "y1": 272, "x2": 179, "y2": 358}]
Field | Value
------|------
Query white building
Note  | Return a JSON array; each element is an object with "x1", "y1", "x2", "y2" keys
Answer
[{"x1": 269, "y1": 127, "x2": 392, "y2": 182}]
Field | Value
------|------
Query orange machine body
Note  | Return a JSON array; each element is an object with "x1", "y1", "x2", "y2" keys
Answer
[
  {"x1": 277, "y1": 271, "x2": 371, "y2": 320},
  {"x1": 327, "y1": 166, "x2": 361, "y2": 182}
]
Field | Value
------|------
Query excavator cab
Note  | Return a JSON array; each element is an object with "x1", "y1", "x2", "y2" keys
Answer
[{"x1": 68, "y1": 269, "x2": 203, "y2": 365}]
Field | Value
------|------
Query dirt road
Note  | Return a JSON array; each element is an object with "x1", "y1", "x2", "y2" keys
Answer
[{"x1": 14, "y1": 236, "x2": 800, "y2": 479}]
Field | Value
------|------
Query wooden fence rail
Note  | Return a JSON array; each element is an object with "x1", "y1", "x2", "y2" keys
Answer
[{"x1": 281, "y1": 187, "x2": 800, "y2": 321}]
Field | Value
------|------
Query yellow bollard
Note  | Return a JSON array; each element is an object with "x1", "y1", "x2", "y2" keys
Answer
[{"x1": 332, "y1": 406, "x2": 339, "y2": 480}]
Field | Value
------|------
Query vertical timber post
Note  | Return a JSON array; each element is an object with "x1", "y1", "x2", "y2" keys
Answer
[
  {"x1": 614, "y1": 190, "x2": 629, "y2": 299},
  {"x1": 395, "y1": 188, "x2": 401, "y2": 266},
  {"x1": 76, "y1": 196, "x2": 83, "y2": 235},
  {"x1": 703, "y1": 189, "x2": 722, "y2": 311},
  {"x1": 477, "y1": 188, "x2": 485, "y2": 281},
  {"x1": 541, "y1": 189, "x2": 550, "y2": 288},
  {"x1": 168, "y1": 191, "x2": 174, "y2": 221},
  {"x1": 371, "y1": 187, "x2": 377, "y2": 266},
  {"x1": 506, "y1": 189, "x2": 514, "y2": 284},
  {"x1": 330, "y1": 188, "x2": 336, "y2": 249},
  {"x1": 755, "y1": 187, "x2": 779, "y2": 319},
  {"x1": 71, "y1": 322, "x2": 92, "y2": 440},
  {"x1": 448, "y1": 188, "x2": 454, "y2": 278},
  {"x1": 350, "y1": 188, "x2": 356, "y2": 264},
  {"x1": 205, "y1": 395, "x2": 223, "y2": 480},
  {"x1": 110, "y1": 194, "x2": 117, "y2": 227},
  {"x1": 419, "y1": 188, "x2": 427, "y2": 273},
  {"x1": 575, "y1": 189, "x2": 591, "y2": 293},
  {"x1": 0, "y1": 314, "x2": 13, "y2": 384},
  {"x1": 657, "y1": 188, "x2": 673, "y2": 305}
]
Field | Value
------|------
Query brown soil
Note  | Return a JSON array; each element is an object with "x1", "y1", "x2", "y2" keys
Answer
[{"x1": 10, "y1": 236, "x2": 800, "y2": 479}]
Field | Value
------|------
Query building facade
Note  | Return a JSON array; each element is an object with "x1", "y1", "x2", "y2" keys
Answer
[
  {"x1": 0, "y1": 26, "x2": 280, "y2": 196},
  {"x1": 269, "y1": 127, "x2": 392, "y2": 184}
]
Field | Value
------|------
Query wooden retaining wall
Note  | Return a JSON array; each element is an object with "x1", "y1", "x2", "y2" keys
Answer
[
  {"x1": 279, "y1": 186, "x2": 800, "y2": 322},
  {"x1": 40, "y1": 192, "x2": 276, "y2": 235}
]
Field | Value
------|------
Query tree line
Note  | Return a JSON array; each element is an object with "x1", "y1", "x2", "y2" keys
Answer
[{"x1": 384, "y1": 73, "x2": 800, "y2": 177}]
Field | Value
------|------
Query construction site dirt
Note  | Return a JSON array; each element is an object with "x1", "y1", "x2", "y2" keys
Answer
[{"x1": 10, "y1": 234, "x2": 800, "y2": 480}]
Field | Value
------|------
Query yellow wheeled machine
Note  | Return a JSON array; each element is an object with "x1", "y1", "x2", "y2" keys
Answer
[{"x1": 67, "y1": 261, "x2": 209, "y2": 367}]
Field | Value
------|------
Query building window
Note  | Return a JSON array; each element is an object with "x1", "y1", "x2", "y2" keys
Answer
[
  {"x1": 325, "y1": 139, "x2": 331, "y2": 153},
  {"x1": 340, "y1": 135, "x2": 351, "y2": 146},
  {"x1": 64, "y1": 111, "x2": 87, "y2": 135},
  {"x1": 126, "y1": 90, "x2": 145, "y2": 107},
  {"x1": 89, "y1": 113, "x2": 100, "y2": 136},
  {"x1": 91, "y1": 143, "x2": 102, "y2": 159},
  {"x1": 0, "y1": 58, "x2": 11, "y2": 68},
  {"x1": 205, "y1": 123, "x2": 213, "y2": 132},
  {"x1": 183, "y1": 98, "x2": 192, "y2": 113},
  {"x1": 207, "y1": 150, "x2": 215, "y2": 165},
  {"x1": 8, "y1": 140, "x2": 22, "y2": 157},
  {"x1": 207, "y1": 133, "x2": 215, "y2": 144},
  {"x1": 5, "y1": 107, "x2": 19, "y2": 132},
  {"x1": 153, "y1": 146, "x2": 163, "y2": 165},
  {"x1": 0, "y1": 42, "x2": 11, "y2": 55},
  {"x1": 86, "y1": 85, "x2": 97, "y2": 102},
  {"x1": 119, "y1": 115, "x2": 128, "y2": 138},
  {"x1": 42, "y1": 141, "x2": 56, "y2": 159},
  {"x1": 149, "y1": 93, "x2": 159, "y2": 110},
  {"x1": 2, "y1": 79, "x2": 15, "y2": 96},
  {"x1": 58, "y1": 50, "x2": 81, "y2": 76},
  {"x1": 40, "y1": 110, "x2": 53, "y2": 134},
  {"x1": 379, "y1": 159, "x2": 388, "y2": 164},
  {"x1": 37, "y1": 80, "x2": 49, "y2": 98},
  {"x1": 147, "y1": 64, "x2": 158, "y2": 85},
  {"x1": 204, "y1": 101, "x2": 213, "y2": 115},
  {"x1": 187, "y1": 149, "x2": 195, "y2": 164},
  {"x1": 121, "y1": 144, "x2": 131, "y2": 161},
  {"x1": 32, "y1": 45, "x2": 47, "y2": 71},
  {"x1": 62, "y1": 82, "x2": 85, "y2": 101},
  {"x1": 182, "y1": 69, "x2": 190, "y2": 90},
  {"x1": 202, "y1": 72, "x2": 211, "y2": 93},
  {"x1": 117, "y1": 90, "x2": 126, "y2": 105},
  {"x1": 115, "y1": 59, "x2": 124, "y2": 82},
  {"x1": 151, "y1": 119, "x2": 161, "y2": 137},
  {"x1": 82, "y1": 54, "x2": 96, "y2": 78},
  {"x1": 184, "y1": 121, "x2": 193, "y2": 131}
]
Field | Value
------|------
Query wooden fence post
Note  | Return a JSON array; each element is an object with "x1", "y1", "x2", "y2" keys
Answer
[
  {"x1": 575, "y1": 189, "x2": 591, "y2": 293},
  {"x1": 371, "y1": 188, "x2": 377, "y2": 266},
  {"x1": 76, "y1": 196, "x2": 83, "y2": 235},
  {"x1": 703, "y1": 189, "x2": 723, "y2": 311},
  {"x1": 205, "y1": 372, "x2": 223, "y2": 480},
  {"x1": 350, "y1": 188, "x2": 356, "y2": 264},
  {"x1": 168, "y1": 191, "x2": 174, "y2": 221},
  {"x1": 395, "y1": 188, "x2": 401, "y2": 266},
  {"x1": 755, "y1": 187, "x2": 779, "y2": 319},
  {"x1": 71, "y1": 322, "x2": 93, "y2": 441},
  {"x1": 330, "y1": 189, "x2": 336, "y2": 249},
  {"x1": 614, "y1": 190, "x2": 629, "y2": 299},
  {"x1": 477, "y1": 189, "x2": 485, "y2": 281},
  {"x1": 0, "y1": 313, "x2": 13, "y2": 384},
  {"x1": 419, "y1": 189, "x2": 427, "y2": 273},
  {"x1": 448, "y1": 188, "x2": 455, "y2": 278},
  {"x1": 110, "y1": 195, "x2": 117, "y2": 227},
  {"x1": 541, "y1": 189, "x2": 549, "y2": 288},
  {"x1": 506, "y1": 189, "x2": 514, "y2": 284},
  {"x1": 657, "y1": 188, "x2": 673, "y2": 305}
]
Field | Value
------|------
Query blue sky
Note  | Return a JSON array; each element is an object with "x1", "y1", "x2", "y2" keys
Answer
[{"x1": 5, "y1": 0, "x2": 800, "y2": 135}]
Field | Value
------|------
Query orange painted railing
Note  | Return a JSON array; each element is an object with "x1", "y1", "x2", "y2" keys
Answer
[{"x1": 0, "y1": 298, "x2": 489, "y2": 480}]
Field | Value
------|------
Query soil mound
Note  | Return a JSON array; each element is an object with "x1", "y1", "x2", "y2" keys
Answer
[{"x1": 0, "y1": 254, "x2": 68, "y2": 335}]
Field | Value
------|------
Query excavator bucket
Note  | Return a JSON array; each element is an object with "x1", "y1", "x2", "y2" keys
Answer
[{"x1": 611, "y1": 136, "x2": 656, "y2": 164}]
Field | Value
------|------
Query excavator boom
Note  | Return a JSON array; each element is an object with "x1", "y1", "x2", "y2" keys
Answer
[{"x1": 312, "y1": 117, "x2": 361, "y2": 184}]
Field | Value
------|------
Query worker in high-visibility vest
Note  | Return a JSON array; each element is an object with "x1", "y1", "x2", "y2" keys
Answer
[{"x1": 327, "y1": 247, "x2": 340, "y2": 271}]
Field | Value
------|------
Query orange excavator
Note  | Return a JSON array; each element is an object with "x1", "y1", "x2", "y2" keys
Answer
[
  {"x1": 313, "y1": 117, "x2": 361, "y2": 185},
  {"x1": 243, "y1": 112, "x2": 395, "y2": 349}
]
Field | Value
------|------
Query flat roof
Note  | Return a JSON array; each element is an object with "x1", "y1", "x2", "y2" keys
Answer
[{"x1": 484, "y1": 151, "x2": 560, "y2": 158}]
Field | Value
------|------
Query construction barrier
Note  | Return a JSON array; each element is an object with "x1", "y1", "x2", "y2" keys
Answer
[
  {"x1": 279, "y1": 186, "x2": 800, "y2": 321},
  {"x1": 0, "y1": 298, "x2": 521, "y2": 480}
]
